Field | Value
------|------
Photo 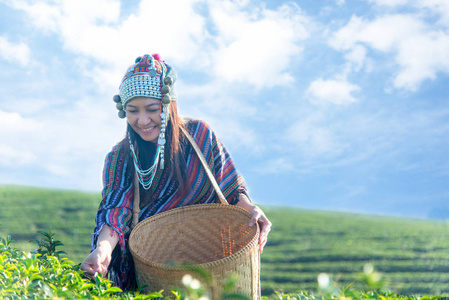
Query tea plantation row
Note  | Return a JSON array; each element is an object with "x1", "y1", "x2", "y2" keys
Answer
[{"x1": 1, "y1": 185, "x2": 449, "y2": 296}]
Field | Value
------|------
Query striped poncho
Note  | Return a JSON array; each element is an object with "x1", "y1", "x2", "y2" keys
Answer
[{"x1": 91, "y1": 119, "x2": 249, "y2": 290}]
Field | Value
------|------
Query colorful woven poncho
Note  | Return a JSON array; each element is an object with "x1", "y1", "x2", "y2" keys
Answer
[{"x1": 91, "y1": 119, "x2": 249, "y2": 290}]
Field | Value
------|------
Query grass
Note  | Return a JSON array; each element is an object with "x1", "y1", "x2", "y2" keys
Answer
[
  {"x1": 1, "y1": 185, "x2": 449, "y2": 296},
  {"x1": 0, "y1": 185, "x2": 99, "y2": 262}
]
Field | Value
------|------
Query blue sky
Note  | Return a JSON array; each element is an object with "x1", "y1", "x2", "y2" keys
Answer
[{"x1": 0, "y1": 0, "x2": 448, "y2": 218}]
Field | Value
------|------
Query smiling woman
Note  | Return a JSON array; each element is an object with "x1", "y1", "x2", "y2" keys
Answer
[
  {"x1": 125, "y1": 98, "x2": 162, "y2": 143},
  {"x1": 79, "y1": 54, "x2": 271, "y2": 293}
]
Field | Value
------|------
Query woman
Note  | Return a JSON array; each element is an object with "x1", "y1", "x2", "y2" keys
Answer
[{"x1": 80, "y1": 54, "x2": 271, "y2": 290}]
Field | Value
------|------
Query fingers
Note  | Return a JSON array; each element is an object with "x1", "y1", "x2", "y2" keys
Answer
[
  {"x1": 249, "y1": 207, "x2": 262, "y2": 227},
  {"x1": 94, "y1": 253, "x2": 104, "y2": 272},
  {"x1": 80, "y1": 261, "x2": 97, "y2": 280},
  {"x1": 80, "y1": 263, "x2": 104, "y2": 280},
  {"x1": 249, "y1": 207, "x2": 272, "y2": 254},
  {"x1": 259, "y1": 218, "x2": 272, "y2": 253},
  {"x1": 80, "y1": 250, "x2": 110, "y2": 280},
  {"x1": 94, "y1": 252, "x2": 110, "y2": 277}
]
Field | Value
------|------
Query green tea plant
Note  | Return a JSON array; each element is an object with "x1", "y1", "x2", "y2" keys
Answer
[
  {"x1": 0, "y1": 232, "x2": 249, "y2": 299},
  {"x1": 2, "y1": 231, "x2": 449, "y2": 300},
  {"x1": 30, "y1": 230, "x2": 66, "y2": 259},
  {"x1": 0, "y1": 234, "x2": 129, "y2": 299}
]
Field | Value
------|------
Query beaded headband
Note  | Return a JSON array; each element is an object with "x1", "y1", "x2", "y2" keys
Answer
[
  {"x1": 112, "y1": 54, "x2": 177, "y2": 186},
  {"x1": 112, "y1": 54, "x2": 177, "y2": 118}
]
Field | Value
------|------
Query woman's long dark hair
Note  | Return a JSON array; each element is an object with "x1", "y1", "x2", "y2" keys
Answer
[{"x1": 123, "y1": 102, "x2": 188, "y2": 195}]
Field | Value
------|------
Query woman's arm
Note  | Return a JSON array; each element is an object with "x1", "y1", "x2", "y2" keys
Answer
[
  {"x1": 235, "y1": 193, "x2": 272, "y2": 253},
  {"x1": 80, "y1": 225, "x2": 119, "y2": 279}
]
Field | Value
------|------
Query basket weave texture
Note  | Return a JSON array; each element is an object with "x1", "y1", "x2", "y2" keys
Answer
[{"x1": 129, "y1": 203, "x2": 260, "y2": 298}]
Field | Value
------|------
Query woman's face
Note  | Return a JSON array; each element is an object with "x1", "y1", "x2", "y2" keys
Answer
[{"x1": 125, "y1": 97, "x2": 162, "y2": 143}]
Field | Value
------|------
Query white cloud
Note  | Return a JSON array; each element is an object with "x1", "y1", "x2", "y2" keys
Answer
[
  {"x1": 0, "y1": 143, "x2": 36, "y2": 166},
  {"x1": 0, "y1": 110, "x2": 40, "y2": 133},
  {"x1": 11, "y1": 0, "x2": 62, "y2": 32},
  {"x1": 210, "y1": 2, "x2": 309, "y2": 88},
  {"x1": 254, "y1": 158, "x2": 295, "y2": 174},
  {"x1": 0, "y1": 110, "x2": 40, "y2": 166},
  {"x1": 0, "y1": 36, "x2": 30, "y2": 66},
  {"x1": 4, "y1": 97, "x2": 49, "y2": 115},
  {"x1": 10, "y1": 0, "x2": 207, "y2": 90},
  {"x1": 330, "y1": 14, "x2": 449, "y2": 90},
  {"x1": 344, "y1": 44, "x2": 367, "y2": 72},
  {"x1": 9, "y1": 0, "x2": 309, "y2": 90},
  {"x1": 287, "y1": 113, "x2": 345, "y2": 158},
  {"x1": 12, "y1": 0, "x2": 120, "y2": 32},
  {"x1": 282, "y1": 101, "x2": 449, "y2": 177},
  {"x1": 417, "y1": 0, "x2": 449, "y2": 26},
  {"x1": 368, "y1": 0, "x2": 409, "y2": 6},
  {"x1": 177, "y1": 79, "x2": 261, "y2": 152},
  {"x1": 330, "y1": 15, "x2": 422, "y2": 52},
  {"x1": 211, "y1": 119, "x2": 260, "y2": 152},
  {"x1": 307, "y1": 78, "x2": 360, "y2": 105},
  {"x1": 368, "y1": 0, "x2": 449, "y2": 26},
  {"x1": 0, "y1": 97, "x2": 123, "y2": 188},
  {"x1": 394, "y1": 30, "x2": 449, "y2": 89}
]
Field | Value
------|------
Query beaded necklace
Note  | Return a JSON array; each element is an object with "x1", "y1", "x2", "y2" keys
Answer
[{"x1": 129, "y1": 136, "x2": 161, "y2": 190}]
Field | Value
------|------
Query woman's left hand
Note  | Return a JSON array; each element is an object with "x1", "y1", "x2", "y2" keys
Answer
[
  {"x1": 249, "y1": 206, "x2": 272, "y2": 253},
  {"x1": 235, "y1": 194, "x2": 272, "y2": 253}
]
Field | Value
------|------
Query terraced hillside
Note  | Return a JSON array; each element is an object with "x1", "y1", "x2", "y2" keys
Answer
[
  {"x1": 261, "y1": 207, "x2": 449, "y2": 295},
  {"x1": 0, "y1": 185, "x2": 99, "y2": 262},
  {"x1": 1, "y1": 185, "x2": 449, "y2": 295}
]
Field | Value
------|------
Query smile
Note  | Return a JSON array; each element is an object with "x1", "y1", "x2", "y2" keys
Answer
[{"x1": 140, "y1": 126, "x2": 157, "y2": 132}]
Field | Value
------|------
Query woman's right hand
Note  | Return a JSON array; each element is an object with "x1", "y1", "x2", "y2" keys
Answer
[
  {"x1": 80, "y1": 225, "x2": 119, "y2": 280},
  {"x1": 80, "y1": 247, "x2": 112, "y2": 280}
]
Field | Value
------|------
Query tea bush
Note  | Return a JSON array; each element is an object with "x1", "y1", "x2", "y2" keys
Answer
[
  {"x1": 0, "y1": 232, "x2": 245, "y2": 299},
  {"x1": 1, "y1": 232, "x2": 446, "y2": 300},
  {"x1": 0, "y1": 234, "x2": 131, "y2": 299}
]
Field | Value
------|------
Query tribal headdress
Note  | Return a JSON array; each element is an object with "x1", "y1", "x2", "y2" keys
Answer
[{"x1": 112, "y1": 54, "x2": 177, "y2": 189}]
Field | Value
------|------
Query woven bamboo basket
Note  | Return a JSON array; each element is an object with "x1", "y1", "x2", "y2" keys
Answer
[{"x1": 129, "y1": 203, "x2": 260, "y2": 299}]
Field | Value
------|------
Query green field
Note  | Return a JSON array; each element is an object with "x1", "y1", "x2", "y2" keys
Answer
[
  {"x1": 261, "y1": 207, "x2": 449, "y2": 295},
  {"x1": 1, "y1": 185, "x2": 449, "y2": 296},
  {"x1": 0, "y1": 185, "x2": 99, "y2": 263}
]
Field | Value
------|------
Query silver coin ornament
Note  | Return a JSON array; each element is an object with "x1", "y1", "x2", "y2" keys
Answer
[
  {"x1": 160, "y1": 157, "x2": 165, "y2": 170},
  {"x1": 164, "y1": 76, "x2": 173, "y2": 86},
  {"x1": 149, "y1": 69, "x2": 157, "y2": 77},
  {"x1": 113, "y1": 94, "x2": 121, "y2": 103},
  {"x1": 118, "y1": 110, "x2": 126, "y2": 119},
  {"x1": 113, "y1": 94, "x2": 126, "y2": 117},
  {"x1": 162, "y1": 94, "x2": 171, "y2": 104},
  {"x1": 161, "y1": 85, "x2": 170, "y2": 94},
  {"x1": 156, "y1": 70, "x2": 174, "y2": 170}
]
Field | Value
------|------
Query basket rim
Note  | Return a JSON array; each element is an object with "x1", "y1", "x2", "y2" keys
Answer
[{"x1": 129, "y1": 203, "x2": 260, "y2": 271}]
